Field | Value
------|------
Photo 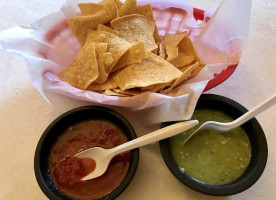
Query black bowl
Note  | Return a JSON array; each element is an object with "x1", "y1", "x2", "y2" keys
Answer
[
  {"x1": 34, "y1": 106, "x2": 139, "y2": 200},
  {"x1": 159, "y1": 94, "x2": 268, "y2": 196}
]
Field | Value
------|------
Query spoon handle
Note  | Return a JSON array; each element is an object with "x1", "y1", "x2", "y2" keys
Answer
[
  {"x1": 110, "y1": 120, "x2": 199, "y2": 156},
  {"x1": 230, "y1": 93, "x2": 276, "y2": 128}
]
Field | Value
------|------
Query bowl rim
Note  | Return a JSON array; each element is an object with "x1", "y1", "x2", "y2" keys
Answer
[
  {"x1": 159, "y1": 94, "x2": 268, "y2": 196},
  {"x1": 34, "y1": 105, "x2": 139, "y2": 200}
]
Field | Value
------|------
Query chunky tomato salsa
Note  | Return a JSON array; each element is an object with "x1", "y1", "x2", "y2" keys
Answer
[{"x1": 48, "y1": 119, "x2": 131, "y2": 200}]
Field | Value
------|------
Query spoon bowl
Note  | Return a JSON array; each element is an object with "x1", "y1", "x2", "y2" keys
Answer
[{"x1": 75, "y1": 120, "x2": 199, "y2": 180}]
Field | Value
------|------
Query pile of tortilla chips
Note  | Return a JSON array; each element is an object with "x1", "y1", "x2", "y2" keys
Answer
[{"x1": 58, "y1": 0, "x2": 205, "y2": 97}]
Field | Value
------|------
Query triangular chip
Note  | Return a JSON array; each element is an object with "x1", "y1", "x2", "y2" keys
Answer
[
  {"x1": 169, "y1": 35, "x2": 201, "y2": 68},
  {"x1": 159, "y1": 40, "x2": 166, "y2": 58},
  {"x1": 110, "y1": 14, "x2": 157, "y2": 52},
  {"x1": 114, "y1": 0, "x2": 123, "y2": 10},
  {"x1": 162, "y1": 62, "x2": 200, "y2": 94},
  {"x1": 58, "y1": 43, "x2": 98, "y2": 90},
  {"x1": 111, "y1": 41, "x2": 148, "y2": 72},
  {"x1": 140, "y1": 82, "x2": 172, "y2": 93},
  {"x1": 86, "y1": 30, "x2": 132, "y2": 72},
  {"x1": 132, "y1": 4, "x2": 153, "y2": 19},
  {"x1": 118, "y1": 0, "x2": 137, "y2": 16},
  {"x1": 99, "y1": 0, "x2": 118, "y2": 19},
  {"x1": 94, "y1": 43, "x2": 110, "y2": 84},
  {"x1": 104, "y1": 89, "x2": 130, "y2": 97},
  {"x1": 132, "y1": 4, "x2": 161, "y2": 43},
  {"x1": 87, "y1": 72, "x2": 119, "y2": 91},
  {"x1": 112, "y1": 88, "x2": 144, "y2": 96},
  {"x1": 114, "y1": 53, "x2": 182, "y2": 90},
  {"x1": 190, "y1": 62, "x2": 205, "y2": 76},
  {"x1": 164, "y1": 32, "x2": 187, "y2": 61},
  {"x1": 68, "y1": 14, "x2": 112, "y2": 46},
  {"x1": 150, "y1": 82, "x2": 173, "y2": 93},
  {"x1": 97, "y1": 24, "x2": 118, "y2": 35},
  {"x1": 78, "y1": 3, "x2": 112, "y2": 17}
]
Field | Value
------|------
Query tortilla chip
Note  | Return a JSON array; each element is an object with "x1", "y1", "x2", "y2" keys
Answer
[
  {"x1": 114, "y1": 0, "x2": 123, "y2": 10},
  {"x1": 68, "y1": 14, "x2": 112, "y2": 46},
  {"x1": 97, "y1": 24, "x2": 118, "y2": 35},
  {"x1": 112, "y1": 41, "x2": 148, "y2": 72},
  {"x1": 104, "y1": 89, "x2": 130, "y2": 97},
  {"x1": 67, "y1": 19, "x2": 76, "y2": 36},
  {"x1": 118, "y1": 0, "x2": 137, "y2": 16},
  {"x1": 141, "y1": 82, "x2": 172, "y2": 93},
  {"x1": 132, "y1": 4, "x2": 161, "y2": 43},
  {"x1": 58, "y1": 43, "x2": 98, "y2": 89},
  {"x1": 114, "y1": 52, "x2": 182, "y2": 90},
  {"x1": 164, "y1": 32, "x2": 186, "y2": 61},
  {"x1": 99, "y1": 0, "x2": 118, "y2": 19},
  {"x1": 133, "y1": 4, "x2": 153, "y2": 19},
  {"x1": 78, "y1": 3, "x2": 112, "y2": 16},
  {"x1": 190, "y1": 63, "x2": 205, "y2": 76},
  {"x1": 93, "y1": 43, "x2": 109, "y2": 84},
  {"x1": 162, "y1": 62, "x2": 200, "y2": 94},
  {"x1": 159, "y1": 41, "x2": 166, "y2": 57},
  {"x1": 169, "y1": 35, "x2": 198, "y2": 68},
  {"x1": 141, "y1": 85, "x2": 154, "y2": 90},
  {"x1": 110, "y1": 14, "x2": 157, "y2": 52},
  {"x1": 86, "y1": 30, "x2": 132, "y2": 72},
  {"x1": 87, "y1": 72, "x2": 119, "y2": 91},
  {"x1": 113, "y1": 88, "x2": 144, "y2": 96}
]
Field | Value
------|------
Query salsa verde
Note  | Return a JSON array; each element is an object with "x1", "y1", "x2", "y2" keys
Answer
[{"x1": 170, "y1": 109, "x2": 251, "y2": 185}]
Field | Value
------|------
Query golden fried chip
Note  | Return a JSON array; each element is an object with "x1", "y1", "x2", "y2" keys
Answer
[
  {"x1": 114, "y1": 53, "x2": 182, "y2": 90},
  {"x1": 67, "y1": 19, "x2": 76, "y2": 36},
  {"x1": 68, "y1": 14, "x2": 112, "y2": 46},
  {"x1": 114, "y1": 0, "x2": 123, "y2": 10},
  {"x1": 113, "y1": 88, "x2": 145, "y2": 96},
  {"x1": 132, "y1": 4, "x2": 161, "y2": 43},
  {"x1": 78, "y1": 3, "x2": 112, "y2": 16},
  {"x1": 159, "y1": 40, "x2": 166, "y2": 57},
  {"x1": 133, "y1": 4, "x2": 153, "y2": 18},
  {"x1": 164, "y1": 32, "x2": 186, "y2": 61},
  {"x1": 112, "y1": 41, "x2": 148, "y2": 72},
  {"x1": 104, "y1": 89, "x2": 130, "y2": 97},
  {"x1": 97, "y1": 24, "x2": 118, "y2": 35},
  {"x1": 118, "y1": 0, "x2": 137, "y2": 16},
  {"x1": 163, "y1": 62, "x2": 200, "y2": 94},
  {"x1": 94, "y1": 43, "x2": 109, "y2": 84},
  {"x1": 87, "y1": 72, "x2": 119, "y2": 91},
  {"x1": 58, "y1": 43, "x2": 98, "y2": 89},
  {"x1": 141, "y1": 82, "x2": 172, "y2": 93},
  {"x1": 86, "y1": 30, "x2": 132, "y2": 72},
  {"x1": 110, "y1": 14, "x2": 157, "y2": 52},
  {"x1": 99, "y1": 0, "x2": 118, "y2": 19},
  {"x1": 169, "y1": 35, "x2": 198, "y2": 68},
  {"x1": 190, "y1": 62, "x2": 205, "y2": 76}
]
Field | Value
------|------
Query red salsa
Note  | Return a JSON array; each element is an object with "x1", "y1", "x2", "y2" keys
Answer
[{"x1": 48, "y1": 119, "x2": 131, "y2": 200}]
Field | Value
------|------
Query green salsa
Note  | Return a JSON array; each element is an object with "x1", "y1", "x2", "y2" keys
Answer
[{"x1": 170, "y1": 109, "x2": 251, "y2": 185}]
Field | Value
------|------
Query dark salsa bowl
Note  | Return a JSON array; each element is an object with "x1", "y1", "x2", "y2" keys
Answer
[
  {"x1": 159, "y1": 94, "x2": 268, "y2": 196},
  {"x1": 34, "y1": 106, "x2": 139, "y2": 200}
]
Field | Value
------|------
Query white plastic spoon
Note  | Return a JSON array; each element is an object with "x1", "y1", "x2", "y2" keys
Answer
[
  {"x1": 75, "y1": 120, "x2": 199, "y2": 180},
  {"x1": 182, "y1": 93, "x2": 276, "y2": 145}
]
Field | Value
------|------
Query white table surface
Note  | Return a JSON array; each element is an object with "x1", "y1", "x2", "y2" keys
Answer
[{"x1": 0, "y1": 0, "x2": 276, "y2": 200}]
